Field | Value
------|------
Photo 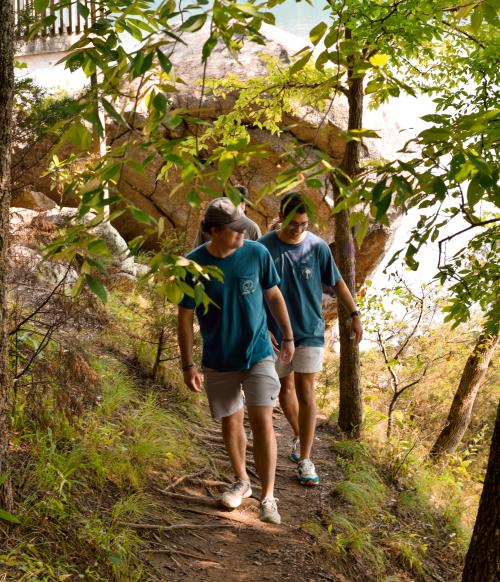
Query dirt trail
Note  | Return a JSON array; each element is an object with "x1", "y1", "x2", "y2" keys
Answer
[{"x1": 142, "y1": 410, "x2": 344, "y2": 581}]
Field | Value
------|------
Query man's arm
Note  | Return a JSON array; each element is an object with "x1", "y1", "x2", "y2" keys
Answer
[
  {"x1": 333, "y1": 279, "x2": 363, "y2": 344},
  {"x1": 263, "y1": 285, "x2": 295, "y2": 363},
  {"x1": 177, "y1": 306, "x2": 203, "y2": 392}
]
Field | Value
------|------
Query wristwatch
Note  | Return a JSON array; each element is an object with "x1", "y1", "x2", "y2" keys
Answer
[{"x1": 350, "y1": 310, "x2": 360, "y2": 318}]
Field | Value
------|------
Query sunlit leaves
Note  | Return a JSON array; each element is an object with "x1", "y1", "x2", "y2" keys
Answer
[
  {"x1": 310, "y1": 21, "x2": 328, "y2": 46},
  {"x1": 33, "y1": 0, "x2": 49, "y2": 11},
  {"x1": 289, "y1": 50, "x2": 313, "y2": 75},
  {"x1": 369, "y1": 54, "x2": 390, "y2": 67},
  {"x1": 67, "y1": 121, "x2": 92, "y2": 150},
  {"x1": 180, "y1": 13, "x2": 207, "y2": 32}
]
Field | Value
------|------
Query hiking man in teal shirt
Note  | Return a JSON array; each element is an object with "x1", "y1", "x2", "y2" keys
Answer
[
  {"x1": 259, "y1": 193, "x2": 363, "y2": 486},
  {"x1": 177, "y1": 198, "x2": 294, "y2": 525}
]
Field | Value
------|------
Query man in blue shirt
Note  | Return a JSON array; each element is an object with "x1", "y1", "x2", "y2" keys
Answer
[
  {"x1": 259, "y1": 193, "x2": 363, "y2": 486},
  {"x1": 178, "y1": 198, "x2": 294, "y2": 525}
]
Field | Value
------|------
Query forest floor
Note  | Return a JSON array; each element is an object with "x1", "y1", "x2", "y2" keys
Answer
[{"x1": 138, "y1": 404, "x2": 347, "y2": 582}]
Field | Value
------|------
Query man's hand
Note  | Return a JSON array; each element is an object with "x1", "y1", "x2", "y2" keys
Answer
[
  {"x1": 350, "y1": 317, "x2": 363, "y2": 344},
  {"x1": 269, "y1": 331, "x2": 280, "y2": 354},
  {"x1": 280, "y1": 340, "x2": 295, "y2": 364},
  {"x1": 183, "y1": 366, "x2": 203, "y2": 392}
]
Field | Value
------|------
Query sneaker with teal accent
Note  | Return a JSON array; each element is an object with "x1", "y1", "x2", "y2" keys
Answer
[
  {"x1": 290, "y1": 436, "x2": 300, "y2": 463},
  {"x1": 297, "y1": 459, "x2": 320, "y2": 486},
  {"x1": 221, "y1": 479, "x2": 252, "y2": 508},
  {"x1": 259, "y1": 497, "x2": 281, "y2": 525}
]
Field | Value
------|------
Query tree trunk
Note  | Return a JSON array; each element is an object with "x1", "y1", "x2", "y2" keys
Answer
[
  {"x1": 462, "y1": 402, "x2": 500, "y2": 582},
  {"x1": 431, "y1": 333, "x2": 498, "y2": 458},
  {"x1": 332, "y1": 55, "x2": 363, "y2": 436},
  {"x1": 0, "y1": 0, "x2": 15, "y2": 511},
  {"x1": 152, "y1": 327, "x2": 165, "y2": 381}
]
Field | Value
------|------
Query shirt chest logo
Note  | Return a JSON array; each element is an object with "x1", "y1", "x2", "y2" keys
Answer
[
  {"x1": 240, "y1": 279, "x2": 256, "y2": 295},
  {"x1": 301, "y1": 265, "x2": 313, "y2": 280}
]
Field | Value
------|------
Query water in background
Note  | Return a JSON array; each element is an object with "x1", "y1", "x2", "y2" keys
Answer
[{"x1": 271, "y1": 0, "x2": 324, "y2": 39}]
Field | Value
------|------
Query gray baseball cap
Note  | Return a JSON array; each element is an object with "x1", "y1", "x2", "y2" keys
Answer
[{"x1": 204, "y1": 197, "x2": 254, "y2": 232}]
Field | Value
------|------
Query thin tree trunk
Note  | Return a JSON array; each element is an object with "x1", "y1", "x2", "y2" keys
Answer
[
  {"x1": 462, "y1": 402, "x2": 500, "y2": 582},
  {"x1": 0, "y1": 0, "x2": 15, "y2": 511},
  {"x1": 431, "y1": 333, "x2": 498, "y2": 458},
  {"x1": 332, "y1": 47, "x2": 363, "y2": 436},
  {"x1": 387, "y1": 395, "x2": 397, "y2": 439},
  {"x1": 152, "y1": 327, "x2": 165, "y2": 381}
]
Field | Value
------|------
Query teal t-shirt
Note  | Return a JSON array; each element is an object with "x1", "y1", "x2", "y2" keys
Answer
[
  {"x1": 258, "y1": 231, "x2": 341, "y2": 347},
  {"x1": 180, "y1": 240, "x2": 280, "y2": 371}
]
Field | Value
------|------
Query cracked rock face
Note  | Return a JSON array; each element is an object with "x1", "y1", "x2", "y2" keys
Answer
[{"x1": 12, "y1": 24, "x2": 411, "y2": 285}]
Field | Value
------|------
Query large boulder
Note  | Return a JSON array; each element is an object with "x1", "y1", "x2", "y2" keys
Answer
[
  {"x1": 9, "y1": 207, "x2": 139, "y2": 292},
  {"x1": 12, "y1": 23, "x2": 411, "y2": 285}
]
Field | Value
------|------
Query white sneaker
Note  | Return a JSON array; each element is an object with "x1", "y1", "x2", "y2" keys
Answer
[
  {"x1": 259, "y1": 497, "x2": 281, "y2": 525},
  {"x1": 290, "y1": 436, "x2": 300, "y2": 463},
  {"x1": 221, "y1": 480, "x2": 252, "y2": 508},
  {"x1": 297, "y1": 459, "x2": 320, "y2": 486}
]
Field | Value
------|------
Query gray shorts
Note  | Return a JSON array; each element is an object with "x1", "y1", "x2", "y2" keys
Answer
[
  {"x1": 276, "y1": 345, "x2": 324, "y2": 378},
  {"x1": 203, "y1": 356, "x2": 280, "y2": 420}
]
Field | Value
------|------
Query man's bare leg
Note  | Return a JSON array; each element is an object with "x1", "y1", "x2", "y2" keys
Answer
[
  {"x1": 278, "y1": 373, "x2": 300, "y2": 437},
  {"x1": 294, "y1": 372, "x2": 317, "y2": 460},
  {"x1": 246, "y1": 405, "x2": 276, "y2": 499},
  {"x1": 221, "y1": 407, "x2": 249, "y2": 481}
]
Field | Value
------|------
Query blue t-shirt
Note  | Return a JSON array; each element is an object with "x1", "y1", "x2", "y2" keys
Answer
[
  {"x1": 258, "y1": 231, "x2": 341, "y2": 347},
  {"x1": 180, "y1": 240, "x2": 280, "y2": 371}
]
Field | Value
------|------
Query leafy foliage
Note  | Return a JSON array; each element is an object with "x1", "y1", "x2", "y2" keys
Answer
[
  {"x1": 13, "y1": 78, "x2": 78, "y2": 145},
  {"x1": 18, "y1": 0, "x2": 497, "y2": 333}
]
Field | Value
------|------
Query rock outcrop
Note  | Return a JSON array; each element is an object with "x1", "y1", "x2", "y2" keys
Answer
[
  {"x1": 12, "y1": 23, "x2": 412, "y2": 286},
  {"x1": 9, "y1": 207, "x2": 140, "y2": 293}
]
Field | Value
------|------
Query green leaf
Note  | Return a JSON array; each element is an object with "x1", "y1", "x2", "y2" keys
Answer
[
  {"x1": 68, "y1": 121, "x2": 92, "y2": 150},
  {"x1": 130, "y1": 207, "x2": 154, "y2": 224},
  {"x1": 309, "y1": 21, "x2": 328, "y2": 46},
  {"x1": 187, "y1": 189, "x2": 201, "y2": 207},
  {"x1": 0, "y1": 508, "x2": 20, "y2": 524},
  {"x1": 467, "y1": 177, "x2": 483, "y2": 208},
  {"x1": 194, "y1": 284, "x2": 204, "y2": 306},
  {"x1": 0, "y1": 471, "x2": 9, "y2": 486},
  {"x1": 369, "y1": 54, "x2": 390, "y2": 67},
  {"x1": 153, "y1": 92, "x2": 168, "y2": 113},
  {"x1": 164, "y1": 280, "x2": 184, "y2": 304},
  {"x1": 101, "y1": 98, "x2": 130, "y2": 128},
  {"x1": 289, "y1": 50, "x2": 313, "y2": 75},
  {"x1": 419, "y1": 127, "x2": 450, "y2": 143},
  {"x1": 157, "y1": 49, "x2": 172, "y2": 74},
  {"x1": 354, "y1": 216, "x2": 370, "y2": 245},
  {"x1": 372, "y1": 178, "x2": 387, "y2": 204},
  {"x1": 306, "y1": 178, "x2": 322, "y2": 189},
  {"x1": 218, "y1": 153, "x2": 235, "y2": 182},
  {"x1": 85, "y1": 275, "x2": 107, "y2": 303},
  {"x1": 324, "y1": 27, "x2": 339, "y2": 48},
  {"x1": 470, "y1": 6, "x2": 483, "y2": 32},
  {"x1": 315, "y1": 49, "x2": 330, "y2": 71},
  {"x1": 83, "y1": 105, "x2": 104, "y2": 138},
  {"x1": 375, "y1": 192, "x2": 392, "y2": 221},
  {"x1": 76, "y1": 1, "x2": 90, "y2": 19},
  {"x1": 202, "y1": 34, "x2": 218, "y2": 62},
  {"x1": 88, "y1": 239, "x2": 110, "y2": 256},
  {"x1": 431, "y1": 176, "x2": 446, "y2": 197},
  {"x1": 405, "y1": 244, "x2": 419, "y2": 270},
  {"x1": 34, "y1": 0, "x2": 49, "y2": 11},
  {"x1": 180, "y1": 14, "x2": 207, "y2": 32}
]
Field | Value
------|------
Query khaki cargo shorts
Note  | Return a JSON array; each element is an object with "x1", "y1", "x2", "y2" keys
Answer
[
  {"x1": 276, "y1": 345, "x2": 324, "y2": 378},
  {"x1": 203, "y1": 356, "x2": 280, "y2": 420}
]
